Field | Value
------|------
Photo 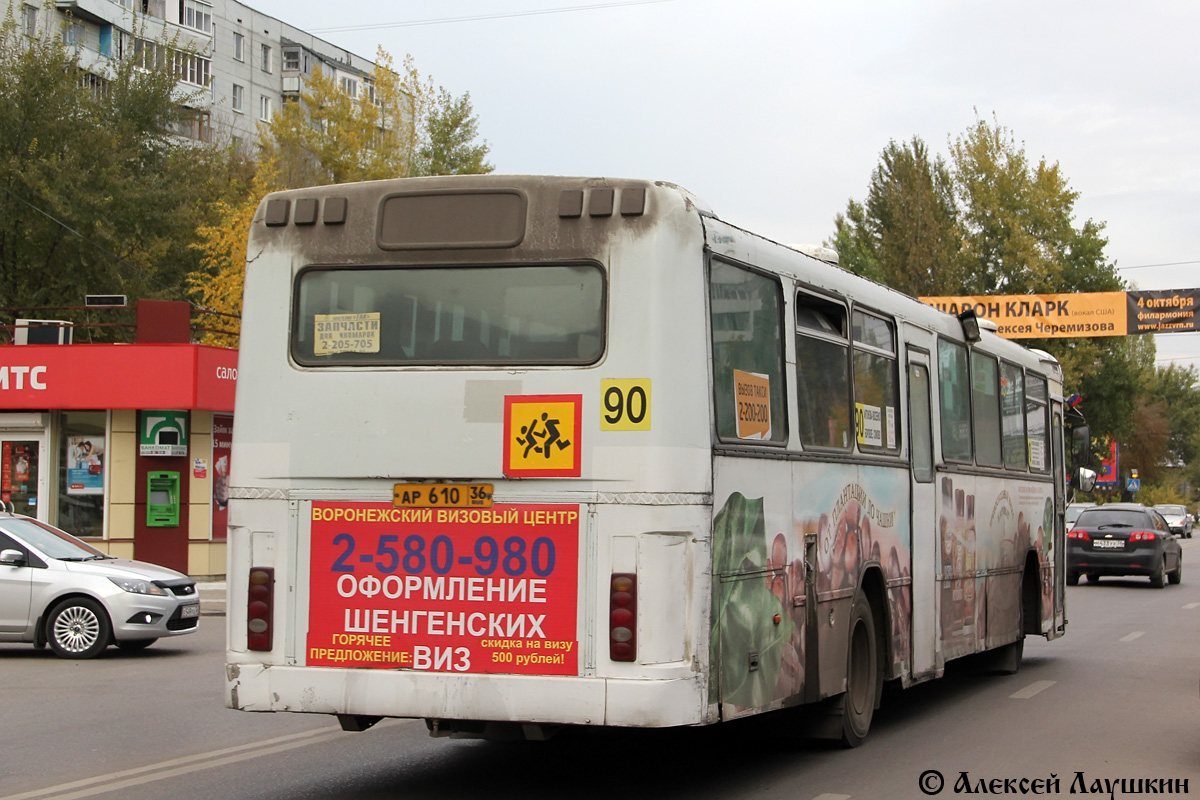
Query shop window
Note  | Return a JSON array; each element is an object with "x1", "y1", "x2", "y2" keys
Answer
[{"x1": 58, "y1": 411, "x2": 107, "y2": 538}]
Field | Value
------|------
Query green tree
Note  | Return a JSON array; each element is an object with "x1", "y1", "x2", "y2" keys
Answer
[
  {"x1": 949, "y1": 114, "x2": 1120, "y2": 295},
  {"x1": 830, "y1": 137, "x2": 962, "y2": 295},
  {"x1": 411, "y1": 89, "x2": 493, "y2": 177},
  {"x1": 0, "y1": 13, "x2": 233, "y2": 318},
  {"x1": 832, "y1": 114, "x2": 1143, "y2": 449}
]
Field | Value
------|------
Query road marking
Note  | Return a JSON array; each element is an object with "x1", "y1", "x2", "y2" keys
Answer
[
  {"x1": 1184, "y1": 602, "x2": 1200, "y2": 609},
  {"x1": 0, "y1": 721, "x2": 404, "y2": 800},
  {"x1": 812, "y1": 795, "x2": 852, "y2": 800},
  {"x1": 1010, "y1": 680, "x2": 1056, "y2": 699},
  {"x1": 1119, "y1": 631, "x2": 1144, "y2": 642}
]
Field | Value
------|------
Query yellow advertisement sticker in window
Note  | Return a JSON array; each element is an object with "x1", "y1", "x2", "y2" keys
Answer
[
  {"x1": 313, "y1": 312, "x2": 381, "y2": 356},
  {"x1": 733, "y1": 369, "x2": 771, "y2": 440},
  {"x1": 504, "y1": 395, "x2": 582, "y2": 477}
]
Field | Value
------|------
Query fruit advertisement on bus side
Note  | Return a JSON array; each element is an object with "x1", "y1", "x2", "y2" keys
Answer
[{"x1": 306, "y1": 501, "x2": 580, "y2": 675}]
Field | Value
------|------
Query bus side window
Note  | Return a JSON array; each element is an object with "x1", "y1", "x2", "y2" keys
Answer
[
  {"x1": 851, "y1": 309, "x2": 900, "y2": 453},
  {"x1": 971, "y1": 351, "x2": 1002, "y2": 467},
  {"x1": 1026, "y1": 374, "x2": 1049, "y2": 472},
  {"x1": 709, "y1": 260, "x2": 787, "y2": 444},
  {"x1": 937, "y1": 338, "x2": 972, "y2": 462},
  {"x1": 1000, "y1": 361, "x2": 1027, "y2": 470},
  {"x1": 795, "y1": 292, "x2": 850, "y2": 450}
]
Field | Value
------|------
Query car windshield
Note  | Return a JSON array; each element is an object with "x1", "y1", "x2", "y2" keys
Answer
[
  {"x1": 0, "y1": 518, "x2": 109, "y2": 561},
  {"x1": 1075, "y1": 509, "x2": 1152, "y2": 529},
  {"x1": 1156, "y1": 506, "x2": 1186, "y2": 518}
]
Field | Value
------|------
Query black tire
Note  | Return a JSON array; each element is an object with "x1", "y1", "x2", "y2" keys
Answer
[
  {"x1": 1150, "y1": 560, "x2": 1166, "y2": 588},
  {"x1": 46, "y1": 597, "x2": 110, "y2": 659},
  {"x1": 837, "y1": 593, "x2": 879, "y2": 748},
  {"x1": 116, "y1": 638, "x2": 158, "y2": 651},
  {"x1": 1066, "y1": 572, "x2": 1080, "y2": 586},
  {"x1": 1086, "y1": 573, "x2": 1102, "y2": 584},
  {"x1": 1169, "y1": 558, "x2": 1182, "y2": 585}
]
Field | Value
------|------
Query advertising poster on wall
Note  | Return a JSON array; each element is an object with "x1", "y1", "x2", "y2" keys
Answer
[
  {"x1": 307, "y1": 501, "x2": 580, "y2": 675},
  {"x1": 66, "y1": 435, "x2": 104, "y2": 495},
  {"x1": 211, "y1": 414, "x2": 233, "y2": 539}
]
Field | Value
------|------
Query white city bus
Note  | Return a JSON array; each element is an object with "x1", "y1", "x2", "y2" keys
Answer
[{"x1": 226, "y1": 175, "x2": 1084, "y2": 746}]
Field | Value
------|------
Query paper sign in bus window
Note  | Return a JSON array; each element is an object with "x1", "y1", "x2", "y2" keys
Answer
[
  {"x1": 733, "y1": 369, "x2": 771, "y2": 440},
  {"x1": 504, "y1": 395, "x2": 582, "y2": 477},
  {"x1": 856, "y1": 402, "x2": 883, "y2": 447},
  {"x1": 314, "y1": 312, "x2": 381, "y2": 356}
]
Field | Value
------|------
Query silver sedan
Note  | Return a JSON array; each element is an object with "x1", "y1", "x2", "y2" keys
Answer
[{"x1": 0, "y1": 513, "x2": 199, "y2": 658}]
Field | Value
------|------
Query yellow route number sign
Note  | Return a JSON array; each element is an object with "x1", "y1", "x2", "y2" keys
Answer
[{"x1": 600, "y1": 379, "x2": 651, "y2": 431}]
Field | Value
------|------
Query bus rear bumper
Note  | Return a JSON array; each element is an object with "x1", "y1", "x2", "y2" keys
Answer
[{"x1": 226, "y1": 662, "x2": 709, "y2": 728}]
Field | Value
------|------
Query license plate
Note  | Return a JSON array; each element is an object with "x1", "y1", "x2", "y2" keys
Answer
[
  {"x1": 181, "y1": 603, "x2": 200, "y2": 618},
  {"x1": 393, "y1": 483, "x2": 494, "y2": 508},
  {"x1": 1093, "y1": 539, "x2": 1125, "y2": 549}
]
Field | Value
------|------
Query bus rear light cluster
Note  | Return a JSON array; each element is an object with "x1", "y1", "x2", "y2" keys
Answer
[
  {"x1": 247, "y1": 567, "x2": 274, "y2": 651},
  {"x1": 609, "y1": 573, "x2": 637, "y2": 662}
]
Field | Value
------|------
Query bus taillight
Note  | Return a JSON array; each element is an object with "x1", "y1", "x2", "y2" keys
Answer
[
  {"x1": 609, "y1": 573, "x2": 637, "y2": 662},
  {"x1": 247, "y1": 567, "x2": 274, "y2": 651}
]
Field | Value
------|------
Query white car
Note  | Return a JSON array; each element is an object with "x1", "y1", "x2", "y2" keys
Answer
[
  {"x1": 1066, "y1": 502, "x2": 1097, "y2": 529},
  {"x1": 0, "y1": 513, "x2": 199, "y2": 658}
]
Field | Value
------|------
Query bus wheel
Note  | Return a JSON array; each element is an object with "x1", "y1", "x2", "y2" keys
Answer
[{"x1": 837, "y1": 593, "x2": 879, "y2": 748}]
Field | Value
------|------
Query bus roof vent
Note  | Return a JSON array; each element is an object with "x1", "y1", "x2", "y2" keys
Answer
[{"x1": 789, "y1": 244, "x2": 839, "y2": 265}]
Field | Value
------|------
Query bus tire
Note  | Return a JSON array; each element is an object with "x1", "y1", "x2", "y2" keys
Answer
[{"x1": 836, "y1": 592, "x2": 879, "y2": 748}]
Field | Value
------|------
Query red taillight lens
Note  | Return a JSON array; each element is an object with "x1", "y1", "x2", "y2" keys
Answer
[
  {"x1": 1129, "y1": 531, "x2": 1157, "y2": 542},
  {"x1": 609, "y1": 572, "x2": 637, "y2": 662},
  {"x1": 1067, "y1": 530, "x2": 1090, "y2": 541},
  {"x1": 247, "y1": 567, "x2": 274, "y2": 651}
]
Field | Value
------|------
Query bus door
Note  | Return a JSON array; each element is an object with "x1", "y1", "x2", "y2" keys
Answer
[{"x1": 905, "y1": 351, "x2": 938, "y2": 679}]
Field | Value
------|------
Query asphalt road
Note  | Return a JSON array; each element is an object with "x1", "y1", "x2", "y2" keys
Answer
[{"x1": 3, "y1": 540, "x2": 1198, "y2": 800}]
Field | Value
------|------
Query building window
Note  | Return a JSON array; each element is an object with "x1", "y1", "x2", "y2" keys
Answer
[
  {"x1": 59, "y1": 411, "x2": 108, "y2": 539},
  {"x1": 259, "y1": 95, "x2": 272, "y2": 121},
  {"x1": 63, "y1": 21, "x2": 85, "y2": 50},
  {"x1": 283, "y1": 47, "x2": 300, "y2": 71},
  {"x1": 173, "y1": 52, "x2": 211, "y2": 87},
  {"x1": 171, "y1": 111, "x2": 212, "y2": 142},
  {"x1": 22, "y1": 4, "x2": 37, "y2": 36},
  {"x1": 231, "y1": 83, "x2": 244, "y2": 112},
  {"x1": 179, "y1": 0, "x2": 211, "y2": 34},
  {"x1": 232, "y1": 32, "x2": 244, "y2": 61},
  {"x1": 260, "y1": 43, "x2": 271, "y2": 73},
  {"x1": 340, "y1": 76, "x2": 358, "y2": 99}
]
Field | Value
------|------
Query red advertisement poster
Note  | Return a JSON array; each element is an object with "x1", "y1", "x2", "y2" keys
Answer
[{"x1": 307, "y1": 501, "x2": 580, "y2": 675}]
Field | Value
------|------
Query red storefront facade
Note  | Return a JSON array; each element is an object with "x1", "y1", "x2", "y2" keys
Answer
[{"x1": 0, "y1": 342, "x2": 236, "y2": 576}]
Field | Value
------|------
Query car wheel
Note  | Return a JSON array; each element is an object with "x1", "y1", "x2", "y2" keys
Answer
[
  {"x1": 47, "y1": 597, "x2": 111, "y2": 659},
  {"x1": 116, "y1": 638, "x2": 158, "y2": 651},
  {"x1": 1169, "y1": 559, "x2": 1183, "y2": 586},
  {"x1": 1086, "y1": 573, "x2": 1102, "y2": 584},
  {"x1": 1150, "y1": 561, "x2": 1167, "y2": 589},
  {"x1": 1066, "y1": 572, "x2": 1080, "y2": 586}
]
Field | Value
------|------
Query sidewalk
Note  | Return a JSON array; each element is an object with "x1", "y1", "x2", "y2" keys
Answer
[{"x1": 197, "y1": 581, "x2": 226, "y2": 616}]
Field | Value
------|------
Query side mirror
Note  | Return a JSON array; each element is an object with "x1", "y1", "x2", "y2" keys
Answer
[
  {"x1": 1074, "y1": 467, "x2": 1097, "y2": 494},
  {"x1": 0, "y1": 548, "x2": 26, "y2": 567},
  {"x1": 1071, "y1": 426, "x2": 1091, "y2": 469}
]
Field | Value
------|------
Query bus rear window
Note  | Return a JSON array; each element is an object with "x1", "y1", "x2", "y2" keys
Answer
[{"x1": 293, "y1": 265, "x2": 605, "y2": 366}]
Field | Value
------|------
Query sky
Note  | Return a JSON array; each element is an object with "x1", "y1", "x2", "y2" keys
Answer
[{"x1": 249, "y1": 0, "x2": 1200, "y2": 373}]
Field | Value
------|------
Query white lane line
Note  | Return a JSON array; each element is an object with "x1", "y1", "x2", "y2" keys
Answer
[
  {"x1": 1010, "y1": 680, "x2": 1056, "y2": 699},
  {"x1": 1183, "y1": 602, "x2": 1200, "y2": 609},
  {"x1": 1119, "y1": 631, "x2": 1145, "y2": 642},
  {"x1": 0, "y1": 722, "x2": 403, "y2": 800},
  {"x1": 812, "y1": 795, "x2": 852, "y2": 800}
]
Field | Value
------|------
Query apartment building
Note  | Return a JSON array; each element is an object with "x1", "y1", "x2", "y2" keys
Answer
[{"x1": 7, "y1": 0, "x2": 379, "y2": 148}]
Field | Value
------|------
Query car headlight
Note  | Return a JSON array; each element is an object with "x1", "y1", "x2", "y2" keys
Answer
[{"x1": 108, "y1": 577, "x2": 168, "y2": 596}]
